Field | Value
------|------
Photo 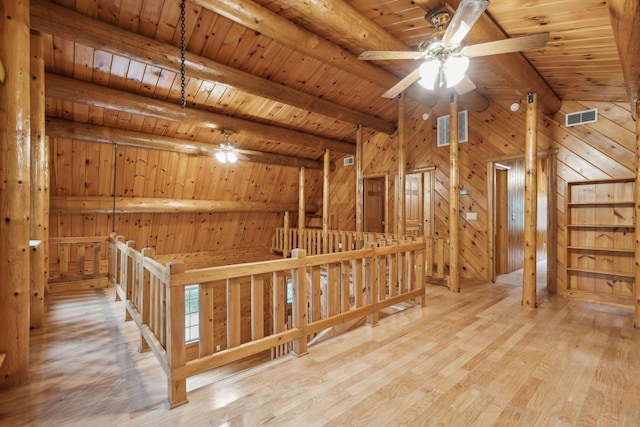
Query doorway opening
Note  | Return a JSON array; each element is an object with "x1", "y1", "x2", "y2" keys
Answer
[{"x1": 489, "y1": 154, "x2": 556, "y2": 291}]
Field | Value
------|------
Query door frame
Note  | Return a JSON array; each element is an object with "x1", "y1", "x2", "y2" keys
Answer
[{"x1": 486, "y1": 151, "x2": 557, "y2": 290}]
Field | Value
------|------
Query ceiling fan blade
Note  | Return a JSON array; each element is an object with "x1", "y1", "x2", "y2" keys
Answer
[
  {"x1": 454, "y1": 74, "x2": 476, "y2": 95},
  {"x1": 461, "y1": 32, "x2": 550, "y2": 58},
  {"x1": 382, "y1": 67, "x2": 422, "y2": 99},
  {"x1": 442, "y1": 0, "x2": 489, "y2": 48},
  {"x1": 358, "y1": 50, "x2": 425, "y2": 61}
]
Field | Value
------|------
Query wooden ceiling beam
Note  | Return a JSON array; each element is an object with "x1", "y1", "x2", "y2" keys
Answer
[
  {"x1": 50, "y1": 196, "x2": 318, "y2": 215},
  {"x1": 608, "y1": 0, "x2": 640, "y2": 120},
  {"x1": 191, "y1": 0, "x2": 434, "y2": 106},
  {"x1": 278, "y1": 0, "x2": 489, "y2": 112},
  {"x1": 30, "y1": 0, "x2": 394, "y2": 135},
  {"x1": 45, "y1": 73, "x2": 355, "y2": 155},
  {"x1": 416, "y1": 0, "x2": 561, "y2": 115},
  {"x1": 45, "y1": 118, "x2": 329, "y2": 171}
]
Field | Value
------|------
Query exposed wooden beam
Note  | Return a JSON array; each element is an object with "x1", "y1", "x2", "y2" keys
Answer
[
  {"x1": 608, "y1": 0, "x2": 640, "y2": 120},
  {"x1": 30, "y1": 0, "x2": 395, "y2": 135},
  {"x1": 191, "y1": 0, "x2": 433, "y2": 105},
  {"x1": 45, "y1": 73, "x2": 355, "y2": 155},
  {"x1": 278, "y1": 0, "x2": 489, "y2": 112},
  {"x1": 45, "y1": 118, "x2": 329, "y2": 171},
  {"x1": 50, "y1": 196, "x2": 317, "y2": 215},
  {"x1": 417, "y1": 0, "x2": 561, "y2": 115}
]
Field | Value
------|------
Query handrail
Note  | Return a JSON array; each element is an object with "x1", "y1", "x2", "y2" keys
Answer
[
  {"x1": 109, "y1": 232, "x2": 427, "y2": 409},
  {"x1": 48, "y1": 235, "x2": 110, "y2": 287}
]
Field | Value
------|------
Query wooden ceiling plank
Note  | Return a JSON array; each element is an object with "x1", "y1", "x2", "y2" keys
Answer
[
  {"x1": 45, "y1": 117, "x2": 327, "y2": 170},
  {"x1": 31, "y1": 0, "x2": 394, "y2": 135},
  {"x1": 46, "y1": 72, "x2": 355, "y2": 154},
  {"x1": 608, "y1": 0, "x2": 640, "y2": 119}
]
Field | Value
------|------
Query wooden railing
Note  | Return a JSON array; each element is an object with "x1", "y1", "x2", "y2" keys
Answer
[
  {"x1": 271, "y1": 227, "x2": 449, "y2": 282},
  {"x1": 109, "y1": 233, "x2": 427, "y2": 408},
  {"x1": 48, "y1": 236, "x2": 110, "y2": 292}
]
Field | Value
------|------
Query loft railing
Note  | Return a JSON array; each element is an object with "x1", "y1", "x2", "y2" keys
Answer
[
  {"x1": 271, "y1": 227, "x2": 449, "y2": 282},
  {"x1": 109, "y1": 233, "x2": 427, "y2": 408},
  {"x1": 48, "y1": 236, "x2": 110, "y2": 292}
]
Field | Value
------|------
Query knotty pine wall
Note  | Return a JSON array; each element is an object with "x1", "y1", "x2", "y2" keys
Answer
[
  {"x1": 329, "y1": 97, "x2": 635, "y2": 286},
  {"x1": 49, "y1": 139, "x2": 324, "y2": 256}
]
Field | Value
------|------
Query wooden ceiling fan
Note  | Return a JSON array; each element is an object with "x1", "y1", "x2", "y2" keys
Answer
[{"x1": 358, "y1": 0, "x2": 549, "y2": 98}]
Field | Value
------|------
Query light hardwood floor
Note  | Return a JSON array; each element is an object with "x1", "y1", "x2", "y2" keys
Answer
[{"x1": 0, "y1": 282, "x2": 638, "y2": 426}]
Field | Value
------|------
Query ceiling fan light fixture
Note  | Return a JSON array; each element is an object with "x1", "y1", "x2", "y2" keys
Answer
[
  {"x1": 442, "y1": 0, "x2": 490, "y2": 47},
  {"x1": 443, "y1": 55, "x2": 469, "y2": 88},
  {"x1": 216, "y1": 134, "x2": 239, "y2": 164},
  {"x1": 418, "y1": 60, "x2": 440, "y2": 90}
]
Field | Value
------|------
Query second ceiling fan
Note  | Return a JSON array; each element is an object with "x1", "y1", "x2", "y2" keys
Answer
[{"x1": 358, "y1": 0, "x2": 549, "y2": 98}]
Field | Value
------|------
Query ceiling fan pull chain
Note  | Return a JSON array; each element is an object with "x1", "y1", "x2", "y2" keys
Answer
[{"x1": 180, "y1": 0, "x2": 186, "y2": 109}]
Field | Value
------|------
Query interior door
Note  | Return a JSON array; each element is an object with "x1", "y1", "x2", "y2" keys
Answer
[
  {"x1": 364, "y1": 177, "x2": 384, "y2": 233},
  {"x1": 405, "y1": 173, "x2": 423, "y2": 237}
]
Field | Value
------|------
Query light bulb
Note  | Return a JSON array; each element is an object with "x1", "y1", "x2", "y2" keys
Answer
[
  {"x1": 227, "y1": 152, "x2": 238, "y2": 163},
  {"x1": 418, "y1": 60, "x2": 440, "y2": 91},
  {"x1": 443, "y1": 55, "x2": 469, "y2": 88},
  {"x1": 215, "y1": 151, "x2": 227, "y2": 163}
]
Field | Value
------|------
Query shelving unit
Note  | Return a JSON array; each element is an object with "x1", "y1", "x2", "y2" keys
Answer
[{"x1": 565, "y1": 178, "x2": 635, "y2": 308}]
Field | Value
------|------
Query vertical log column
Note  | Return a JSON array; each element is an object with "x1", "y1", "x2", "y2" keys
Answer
[
  {"x1": 397, "y1": 93, "x2": 406, "y2": 238},
  {"x1": 0, "y1": 0, "x2": 31, "y2": 387},
  {"x1": 547, "y1": 153, "x2": 557, "y2": 294},
  {"x1": 449, "y1": 94, "x2": 460, "y2": 293},
  {"x1": 298, "y1": 166, "x2": 305, "y2": 251},
  {"x1": 355, "y1": 124, "x2": 364, "y2": 248},
  {"x1": 635, "y1": 100, "x2": 640, "y2": 328},
  {"x1": 322, "y1": 150, "x2": 330, "y2": 252},
  {"x1": 523, "y1": 92, "x2": 538, "y2": 308},
  {"x1": 30, "y1": 30, "x2": 48, "y2": 329}
]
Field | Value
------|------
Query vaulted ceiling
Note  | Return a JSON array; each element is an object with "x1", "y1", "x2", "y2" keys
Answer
[{"x1": 33, "y1": 0, "x2": 633, "y2": 165}]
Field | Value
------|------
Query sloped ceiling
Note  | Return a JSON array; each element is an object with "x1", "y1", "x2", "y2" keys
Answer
[{"x1": 34, "y1": 0, "x2": 627, "y2": 164}]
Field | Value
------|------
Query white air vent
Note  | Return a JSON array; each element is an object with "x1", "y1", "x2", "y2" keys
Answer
[
  {"x1": 437, "y1": 110, "x2": 468, "y2": 147},
  {"x1": 343, "y1": 156, "x2": 355, "y2": 166},
  {"x1": 565, "y1": 108, "x2": 598, "y2": 127}
]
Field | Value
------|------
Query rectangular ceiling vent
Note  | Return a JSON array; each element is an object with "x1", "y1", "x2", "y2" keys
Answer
[
  {"x1": 565, "y1": 108, "x2": 598, "y2": 127},
  {"x1": 343, "y1": 156, "x2": 355, "y2": 166}
]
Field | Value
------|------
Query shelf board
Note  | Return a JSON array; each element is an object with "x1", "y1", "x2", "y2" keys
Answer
[
  {"x1": 567, "y1": 246, "x2": 634, "y2": 254},
  {"x1": 563, "y1": 289, "x2": 634, "y2": 310},
  {"x1": 568, "y1": 201, "x2": 634, "y2": 207},
  {"x1": 567, "y1": 224, "x2": 634, "y2": 229},
  {"x1": 566, "y1": 267, "x2": 635, "y2": 279}
]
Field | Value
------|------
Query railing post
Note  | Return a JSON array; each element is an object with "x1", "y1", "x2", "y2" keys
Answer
[
  {"x1": 124, "y1": 240, "x2": 136, "y2": 321},
  {"x1": 365, "y1": 243, "x2": 379, "y2": 326},
  {"x1": 166, "y1": 260, "x2": 188, "y2": 408},
  {"x1": 139, "y1": 247, "x2": 155, "y2": 353},
  {"x1": 114, "y1": 235, "x2": 125, "y2": 301},
  {"x1": 283, "y1": 211, "x2": 290, "y2": 258},
  {"x1": 291, "y1": 249, "x2": 308, "y2": 356},
  {"x1": 416, "y1": 246, "x2": 426, "y2": 307}
]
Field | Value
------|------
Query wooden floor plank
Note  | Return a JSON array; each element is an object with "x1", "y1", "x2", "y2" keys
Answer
[{"x1": 0, "y1": 283, "x2": 639, "y2": 426}]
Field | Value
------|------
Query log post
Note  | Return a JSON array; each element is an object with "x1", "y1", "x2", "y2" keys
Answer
[
  {"x1": 139, "y1": 247, "x2": 155, "y2": 353},
  {"x1": 283, "y1": 211, "x2": 290, "y2": 258},
  {"x1": 298, "y1": 166, "x2": 305, "y2": 250},
  {"x1": 635, "y1": 100, "x2": 640, "y2": 328},
  {"x1": 523, "y1": 92, "x2": 538, "y2": 308},
  {"x1": 355, "y1": 124, "x2": 364, "y2": 248},
  {"x1": 449, "y1": 94, "x2": 460, "y2": 293},
  {"x1": 322, "y1": 150, "x2": 330, "y2": 252},
  {"x1": 547, "y1": 153, "x2": 558, "y2": 294},
  {"x1": 166, "y1": 260, "x2": 188, "y2": 408},
  {"x1": 0, "y1": 0, "x2": 31, "y2": 388},
  {"x1": 291, "y1": 248, "x2": 308, "y2": 356},
  {"x1": 397, "y1": 93, "x2": 406, "y2": 238},
  {"x1": 30, "y1": 30, "x2": 48, "y2": 329}
]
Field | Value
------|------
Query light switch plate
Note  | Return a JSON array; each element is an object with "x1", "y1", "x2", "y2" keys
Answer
[{"x1": 466, "y1": 212, "x2": 477, "y2": 220}]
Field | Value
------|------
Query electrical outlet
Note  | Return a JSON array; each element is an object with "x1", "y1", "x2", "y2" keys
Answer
[
  {"x1": 466, "y1": 212, "x2": 477, "y2": 220},
  {"x1": 216, "y1": 345, "x2": 221, "y2": 352}
]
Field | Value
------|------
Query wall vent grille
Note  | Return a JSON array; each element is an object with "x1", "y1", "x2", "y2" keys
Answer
[
  {"x1": 437, "y1": 110, "x2": 468, "y2": 147},
  {"x1": 565, "y1": 108, "x2": 598, "y2": 127}
]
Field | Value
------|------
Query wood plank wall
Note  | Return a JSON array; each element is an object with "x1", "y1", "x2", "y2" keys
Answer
[
  {"x1": 329, "y1": 97, "x2": 635, "y2": 286},
  {"x1": 49, "y1": 139, "x2": 324, "y2": 255}
]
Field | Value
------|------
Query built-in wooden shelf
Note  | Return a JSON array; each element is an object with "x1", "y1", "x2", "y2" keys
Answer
[
  {"x1": 565, "y1": 178, "x2": 635, "y2": 305},
  {"x1": 567, "y1": 246, "x2": 634, "y2": 254},
  {"x1": 567, "y1": 201, "x2": 634, "y2": 207},
  {"x1": 566, "y1": 267, "x2": 635, "y2": 279},
  {"x1": 566, "y1": 224, "x2": 634, "y2": 228}
]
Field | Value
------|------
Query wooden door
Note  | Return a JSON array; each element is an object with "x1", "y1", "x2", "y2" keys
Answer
[
  {"x1": 364, "y1": 177, "x2": 384, "y2": 233},
  {"x1": 405, "y1": 173, "x2": 422, "y2": 237}
]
